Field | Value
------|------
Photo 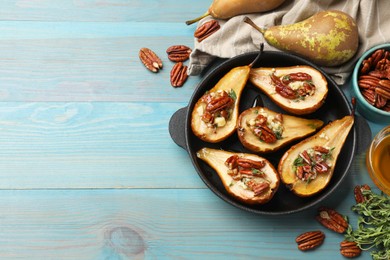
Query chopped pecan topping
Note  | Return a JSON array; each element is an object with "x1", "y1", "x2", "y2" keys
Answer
[
  {"x1": 194, "y1": 20, "x2": 220, "y2": 42},
  {"x1": 295, "y1": 230, "x2": 325, "y2": 251},
  {"x1": 316, "y1": 207, "x2": 349, "y2": 234},
  {"x1": 246, "y1": 180, "x2": 270, "y2": 196},
  {"x1": 200, "y1": 90, "x2": 235, "y2": 127},
  {"x1": 225, "y1": 155, "x2": 269, "y2": 196},
  {"x1": 293, "y1": 146, "x2": 333, "y2": 182},
  {"x1": 246, "y1": 110, "x2": 284, "y2": 144},
  {"x1": 272, "y1": 72, "x2": 315, "y2": 100}
]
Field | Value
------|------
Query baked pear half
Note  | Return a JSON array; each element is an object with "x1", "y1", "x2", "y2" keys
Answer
[
  {"x1": 191, "y1": 65, "x2": 248, "y2": 143},
  {"x1": 191, "y1": 44, "x2": 265, "y2": 143},
  {"x1": 278, "y1": 115, "x2": 354, "y2": 197},
  {"x1": 237, "y1": 107, "x2": 324, "y2": 153},
  {"x1": 249, "y1": 65, "x2": 328, "y2": 115},
  {"x1": 197, "y1": 147, "x2": 280, "y2": 204}
]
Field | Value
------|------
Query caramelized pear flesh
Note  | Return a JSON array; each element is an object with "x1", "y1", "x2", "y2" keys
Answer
[
  {"x1": 191, "y1": 45, "x2": 265, "y2": 143},
  {"x1": 191, "y1": 66, "x2": 249, "y2": 143},
  {"x1": 237, "y1": 107, "x2": 324, "y2": 153},
  {"x1": 278, "y1": 115, "x2": 354, "y2": 197},
  {"x1": 250, "y1": 65, "x2": 328, "y2": 115},
  {"x1": 197, "y1": 147, "x2": 280, "y2": 204}
]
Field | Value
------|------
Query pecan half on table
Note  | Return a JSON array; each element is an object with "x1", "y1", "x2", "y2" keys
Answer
[
  {"x1": 194, "y1": 20, "x2": 220, "y2": 42},
  {"x1": 340, "y1": 240, "x2": 362, "y2": 258},
  {"x1": 139, "y1": 47, "x2": 163, "y2": 73},
  {"x1": 166, "y1": 45, "x2": 192, "y2": 62},
  {"x1": 316, "y1": 207, "x2": 349, "y2": 234},
  {"x1": 170, "y1": 62, "x2": 188, "y2": 88},
  {"x1": 295, "y1": 230, "x2": 325, "y2": 251}
]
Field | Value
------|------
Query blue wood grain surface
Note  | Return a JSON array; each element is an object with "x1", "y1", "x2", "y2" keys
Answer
[{"x1": 0, "y1": 1, "x2": 387, "y2": 259}]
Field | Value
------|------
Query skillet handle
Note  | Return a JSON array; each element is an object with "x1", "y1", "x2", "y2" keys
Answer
[
  {"x1": 169, "y1": 106, "x2": 188, "y2": 150},
  {"x1": 354, "y1": 115, "x2": 372, "y2": 155}
]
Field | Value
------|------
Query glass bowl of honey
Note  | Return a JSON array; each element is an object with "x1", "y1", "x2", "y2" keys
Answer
[{"x1": 366, "y1": 125, "x2": 390, "y2": 195}]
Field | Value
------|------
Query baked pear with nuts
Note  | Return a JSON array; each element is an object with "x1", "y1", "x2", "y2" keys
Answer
[
  {"x1": 197, "y1": 147, "x2": 280, "y2": 204},
  {"x1": 237, "y1": 107, "x2": 324, "y2": 153},
  {"x1": 249, "y1": 66, "x2": 328, "y2": 115},
  {"x1": 191, "y1": 45, "x2": 264, "y2": 143},
  {"x1": 278, "y1": 115, "x2": 354, "y2": 197}
]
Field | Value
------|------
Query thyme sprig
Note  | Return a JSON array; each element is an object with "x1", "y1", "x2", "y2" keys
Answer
[{"x1": 345, "y1": 189, "x2": 390, "y2": 260}]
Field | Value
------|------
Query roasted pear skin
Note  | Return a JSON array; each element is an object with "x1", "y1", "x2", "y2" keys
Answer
[
  {"x1": 278, "y1": 115, "x2": 354, "y2": 197},
  {"x1": 186, "y1": 0, "x2": 285, "y2": 25},
  {"x1": 197, "y1": 147, "x2": 280, "y2": 204},
  {"x1": 249, "y1": 65, "x2": 328, "y2": 115},
  {"x1": 237, "y1": 107, "x2": 324, "y2": 153},
  {"x1": 244, "y1": 11, "x2": 359, "y2": 67},
  {"x1": 191, "y1": 45, "x2": 264, "y2": 143}
]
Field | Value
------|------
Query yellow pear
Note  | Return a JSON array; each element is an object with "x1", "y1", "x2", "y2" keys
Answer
[
  {"x1": 245, "y1": 10, "x2": 359, "y2": 66},
  {"x1": 186, "y1": 0, "x2": 285, "y2": 25}
]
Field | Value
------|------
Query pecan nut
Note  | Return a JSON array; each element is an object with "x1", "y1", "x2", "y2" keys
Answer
[
  {"x1": 236, "y1": 158, "x2": 265, "y2": 170},
  {"x1": 166, "y1": 45, "x2": 192, "y2": 62},
  {"x1": 354, "y1": 184, "x2": 371, "y2": 204},
  {"x1": 376, "y1": 87, "x2": 390, "y2": 99},
  {"x1": 205, "y1": 94, "x2": 234, "y2": 113},
  {"x1": 194, "y1": 20, "x2": 220, "y2": 42},
  {"x1": 316, "y1": 207, "x2": 349, "y2": 234},
  {"x1": 295, "y1": 230, "x2": 325, "y2": 251},
  {"x1": 340, "y1": 240, "x2": 361, "y2": 258},
  {"x1": 360, "y1": 89, "x2": 376, "y2": 105},
  {"x1": 379, "y1": 79, "x2": 390, "y2": 91},
  {"x1": 170, "y1": 62, "x2": 188, "y2": 88},
  {"x1": 139, "y1": 47, "x2": 163, "y2": 73},
  {"x1": 358, "y1": 48, "x2": 390, "y2": 111}
]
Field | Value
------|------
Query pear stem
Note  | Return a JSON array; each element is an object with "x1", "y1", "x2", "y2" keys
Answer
[
  {"x1": 185, "y1": 11, "x2": 210, "y2": 25},
  {"x1": 243, "y1": 16, "x2": 266, "y2": 34},
  {"x1": 249, "y1": 43, "x2": 264, "y2": 68}
]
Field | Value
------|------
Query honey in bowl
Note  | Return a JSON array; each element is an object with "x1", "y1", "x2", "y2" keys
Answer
[{"x1": 366, "y1": 126, "x2": 390, "y2": 195}]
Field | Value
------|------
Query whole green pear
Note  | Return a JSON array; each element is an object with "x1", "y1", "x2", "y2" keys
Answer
[{"x1": 245, "y1": 10, "x2": 359, "y2": 67}]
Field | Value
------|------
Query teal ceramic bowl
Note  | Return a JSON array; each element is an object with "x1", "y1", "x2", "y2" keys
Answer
[{"x1": 351, "y1": 43, "x2": 390, "y2": 123}]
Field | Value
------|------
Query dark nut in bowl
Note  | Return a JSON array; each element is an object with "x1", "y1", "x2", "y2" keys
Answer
[{"x1": 351, "y1": 43, "x2": 390, "y2": 123}]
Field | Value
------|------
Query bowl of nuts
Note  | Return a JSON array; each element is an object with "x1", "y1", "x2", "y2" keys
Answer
[{"x1": 352, "y1": 43, "x2": 390, "y2": 123}]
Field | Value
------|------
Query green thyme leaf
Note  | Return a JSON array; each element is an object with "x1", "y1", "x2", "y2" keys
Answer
[
  {"x1": 344, "y1": 189, "x2": 390, "y2": 260},
  {"x1": 293, "y1": 157, "x2": 304, "y2": 167},
  {"x1": 251, "y1": 168, "x2": 264, "y2": 175},
  {"x1": 229, "y1": 89, "x2": 237, "y2": 100},
  {"x1": 322, "y1": 147, "x2": 335, "y2": 161},
  {"x1": 274, "y1": 130, "x2": 283, "y2": 140}
]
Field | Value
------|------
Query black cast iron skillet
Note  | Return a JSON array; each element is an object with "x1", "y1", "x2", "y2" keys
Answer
[{"x1": 169, "y1": 51, "x2": 366, "y2": 215}]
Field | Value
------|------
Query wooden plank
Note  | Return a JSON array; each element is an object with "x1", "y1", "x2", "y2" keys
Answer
[
  {"x1": 0, "y1": 0, "x2": 210, "y2": 22},
  {"x1": 0, "y1": 102, "x2": 204, "y2": 189},
  {"x1": 0, "y1": 21, "x2": 204, "y2": 102},
  {"x1": 0, "y1": 187, "x2": 372, "y2": 259}
]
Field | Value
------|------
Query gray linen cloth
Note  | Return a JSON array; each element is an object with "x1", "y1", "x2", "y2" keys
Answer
[{"x1": 188, "y1": 0, "x2": 390, "y2": 84}]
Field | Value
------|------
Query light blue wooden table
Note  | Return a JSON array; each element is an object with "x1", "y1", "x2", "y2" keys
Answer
[{"x1": 0, "y1": 1, "x2": 386, "y2": 259}]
